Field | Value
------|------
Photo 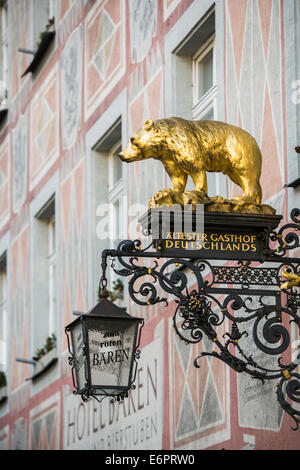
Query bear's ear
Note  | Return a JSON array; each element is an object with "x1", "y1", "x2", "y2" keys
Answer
[{"x1": 143, "y1": 119, "x2": 154, "y2": 131}]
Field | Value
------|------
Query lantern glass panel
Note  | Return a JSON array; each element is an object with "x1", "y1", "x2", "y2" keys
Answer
[
  {"x1": 86, "y1": 317, "x2": 138, "y2": 390},
  {"x1": 70, "y1": 320, "x2": 86, "y2": 391}
]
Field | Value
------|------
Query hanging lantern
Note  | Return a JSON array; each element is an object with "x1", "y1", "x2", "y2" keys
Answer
[{"x1": 65, "y1": 297, "x2": 144, "y2": 402}]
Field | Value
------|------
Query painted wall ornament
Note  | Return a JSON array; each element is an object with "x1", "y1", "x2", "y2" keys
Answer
[
  {"x1": 61, "y1": 27, "x2": 82, "y2": 150},
  {"x1": 119, "y1": 117, "x2": 275, "y2": 214},
  {"x1": 12, "y1": 114, "x2": 28, "y2": 212},
  {"x1": 11, "y1": 417, "x2": 26, "y2": 450},
  {"x1": 129, "y1": 0, "x2": 157, "y2": 63}
]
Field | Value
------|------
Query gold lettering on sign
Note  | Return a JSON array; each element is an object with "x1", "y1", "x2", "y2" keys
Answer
[{"x1": 164, "y1": 232, "x2": 257, "y2": 252}]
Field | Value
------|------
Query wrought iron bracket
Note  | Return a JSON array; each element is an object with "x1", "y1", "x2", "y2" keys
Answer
[{"x1": 100, "y1": 208, "x2": 300, "y2": 430}]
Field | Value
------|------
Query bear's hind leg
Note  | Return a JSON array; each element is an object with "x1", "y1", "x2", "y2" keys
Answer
[
  {"x1": 232, "y1": 174, "x2": 262, "y2": 204},
  {"x1": 191, "y1": 169, "x2": 208, "y2": 197}
]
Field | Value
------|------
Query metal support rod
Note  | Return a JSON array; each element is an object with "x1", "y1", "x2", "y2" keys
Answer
[
  {"x1": 16, "y1": 357, "x2": 36, "y2": 365},
  {"x1": 99, "y1": 249, "x2": 115, "y2": 298},
  {"x1": 102, "y1": 248, "x2": 300, "y2": 266},
  {"x1": 18, "y1": 47, "x2": 36, "y2": 55},
  {"x1": 264, "y1": 256, "x2": 300, "y2": 264},
  {"x1": 101, "y1": 248, "x2": 112, "y2": 277}
]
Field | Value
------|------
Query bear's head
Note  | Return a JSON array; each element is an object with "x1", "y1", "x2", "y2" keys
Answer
[{"x1": 119, "y1": 119, "x2": 164, "y2": 163}]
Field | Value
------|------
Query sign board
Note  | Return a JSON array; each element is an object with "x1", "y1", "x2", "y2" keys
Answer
[{"x1": 139, "y1": 208, "x2": 282, "y2": 262}]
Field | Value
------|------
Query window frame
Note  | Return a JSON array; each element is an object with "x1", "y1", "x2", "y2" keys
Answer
[
  {"x1": 0, "y1": 254, "x2": 7, "y2": 373},
  {"x1": 0, "y1": 1, "x2": 8, "y2": 107},
  {"x1": 108, "y1": 140, "x2": 123, "y2": 193},
  {"x1": 107, "y1": 140, "x2": 123, "y2": 250},
  {"x1": 32, "y1": 0, "x2": 55, "y2": 50},
  {"x1": 32, "y1": 193, "x2": 57, "y2": 352},
  {"x1": 47, "y1": 214, "x2": 56, "y2": 336},
  {"x1": 86, "y1": 90, "x2": 127, "y2": 307},
  {"x1": 92, "y1": 123, "x2": 125, "y2": 298},
  {"x1": 192, "y1": 33, "x2": 217, "y2": 120}
]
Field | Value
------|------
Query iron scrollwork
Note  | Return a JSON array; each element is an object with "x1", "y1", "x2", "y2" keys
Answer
[
  {"x1": 101, "y1": 208, "x2": 300, "y2": 430},
  {"x1": 265, "y1": 208, "x2": 300, "y2": 257}
]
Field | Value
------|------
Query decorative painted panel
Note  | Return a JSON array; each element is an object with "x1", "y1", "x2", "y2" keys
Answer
[
  {"x1": 29, "y1": 393, "x2": 60, "y2": 450},
  {"x1": 129, "y1": 0, "x2": 157, "y2": 63},
  {"x1": 12, "y1": 112, "x2": 28, "y2": 214},
  {"x1": 30, "y1": 66, "x2": 59, "y2": 189},
  {"x1": 11, "y1": 417, "x2": 27, "y2": 450},
  {"x1": 10, "y1": 227, "x2": 30, "y2": 391},
  {"x1": 60, "y1": 26, "x2": 83, "y2": 150},
  {"x1": 0, "y1": 425, "x2": 9, "y2": 450},
  {"x1": 163, "y1": 0, "x2": 184, "y2": 20},
  {"x1": 57, "y1": 0, "x2": 85, "y2": 47},
  {"x1": 60, "y1": 159, "x2": 87, "y2": 352},
  {"x1": 59, "y1": 0, "x2": 73, "y2": 23},
  {"x1": 225, "y1": 0, "x2": 285, "y2": 211},
  {"x1": 169, "y1": 312, "x2": 229, "y2": 449},
  {"x1": 84, "y1": 0, "x2": 125, "y2": 119}
]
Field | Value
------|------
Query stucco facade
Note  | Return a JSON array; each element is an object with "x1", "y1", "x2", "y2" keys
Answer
[{"x1": 0, "y1": 0, "x2": 299, "y2": 450}]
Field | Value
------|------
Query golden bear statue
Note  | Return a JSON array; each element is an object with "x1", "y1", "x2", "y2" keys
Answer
[{"x1": 119, "y1": 117, "x2": 275, "y2": 214}]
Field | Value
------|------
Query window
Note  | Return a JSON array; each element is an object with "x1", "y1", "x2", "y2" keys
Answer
[
  {"x1": 0, "y1": 1, "x2": 8, "y2": 107},
  {"x1": 0, "y1": 253, "x2": 7, "y2": 372},
  {"x1": 192, "y1": 34, "x2": 216, "y2": 120},
  {"x1": 32, "y1": 0, "x2": 54, "y2": 50},
  {"x1": 106, "y1": 139, "x2": 123, "y2": 298},
  {"x1": 32, "y1": 195, "x2": 57, "y2": 352},
  {"x1": 93, "y1": 118, "x2": 124, "y2": 295},
  {"x1": 108, "y1": 141, "x2": 123, "y2": 249}
]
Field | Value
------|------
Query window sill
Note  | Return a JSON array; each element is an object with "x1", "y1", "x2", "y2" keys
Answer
[
  {"x1": 192, "y1": 84, "x2": 217, "y2": 119},
  {"x1": 28, "y1": 347, "x2": 58, "y2": 382},
  {"x1": 0, "y1": 386, "x2": 7, "y2": 405},
  {"x1": 0, "y1": 106, "x2": 8, "y2": 126},
  {"x1": 284, "y1": 178, "x2": 300, "y2": 188},
  {"x1": 21, "y1": 31, "x2": 55, "y2": 77}
]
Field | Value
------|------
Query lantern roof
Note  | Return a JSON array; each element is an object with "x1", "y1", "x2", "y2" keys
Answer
[{"x1": 82, "y1": 297, "x2": 140, "y2": 320}]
